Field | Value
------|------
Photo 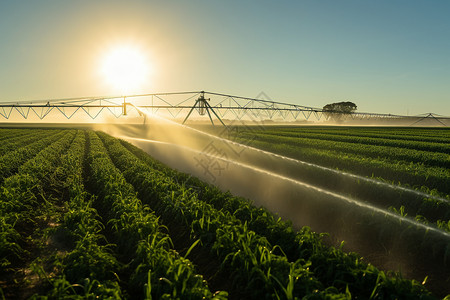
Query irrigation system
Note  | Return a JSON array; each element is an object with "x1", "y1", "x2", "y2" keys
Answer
[{"x1": 0, "y1": 91, "x2": 449, "y2": 126}]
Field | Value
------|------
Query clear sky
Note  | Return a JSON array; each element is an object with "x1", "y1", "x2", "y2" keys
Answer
[{"x1": 0, "y1": 0, "x2": 449, "y2": 115}]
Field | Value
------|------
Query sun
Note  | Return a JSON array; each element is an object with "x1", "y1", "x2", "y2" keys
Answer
[{"x1": 101, "y1": 46, "x2": 150, "y2": 94}]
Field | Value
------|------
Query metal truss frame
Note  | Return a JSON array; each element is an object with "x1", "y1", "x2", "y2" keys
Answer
[{"x1": 1, "y1": 91, "x2": 449, "y2": 126}]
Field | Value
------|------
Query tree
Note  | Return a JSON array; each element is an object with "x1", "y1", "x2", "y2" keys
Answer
[{"x1": 322, "y1": 101, "x2": 357, "y2": 121}]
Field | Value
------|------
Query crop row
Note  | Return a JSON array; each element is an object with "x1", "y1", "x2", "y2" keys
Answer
[
  {"x1": 0, "y1": 128, "x2": 46, "y2": 147},
  {"x1": 85, "y1": 131, "x2": 225, "y2": 299},
  {"x1": 0, "y1": 129, "x2": 76, "y2": 290},
  {"x1": 1, "y1": 129, "x2": 216, "y2": 299},
  {"x1": 260, "y1": 127, "x2": 450, "y2": 155},
  {"x1": 100, "y1": 132, "x2": 352, "y2": 298},
  {"x1": 350, "y1": 127, "x2": 450, "y2": 138},
  {"x1": 261, "y1": 126, "x2": 450, "y2": 145},
  {"x1": 288, "y1": 126, "x2": 450, "y2": 137},
  {"x1": 232, "y1": 132, "x2": 450, "y2": 197},
  {"x1": 0, "y1": 129, "x2": 68, "y2": 182},
  {"x1": 39, "y1": 130, "x2": 128, "y2": 298},
  {"x1": 231, "y1": 134, "x2": 450, "y2": 230},
  {"x1": 0, "y1": 129, "x2": 60, "y2": 157},
  {"x1": 1, "y1": 130, "x2": 130, "y2": 298},
  {"x1": 97, "y1": 131, "x2": 436, "y2": 299},
  {"x1": 236, "y1": 130, "x2": 450, "y2": 169}
]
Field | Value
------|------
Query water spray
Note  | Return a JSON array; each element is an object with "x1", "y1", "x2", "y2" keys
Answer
[{"x1": 122, "y1": 136, "x2": 450, "y2": 238}]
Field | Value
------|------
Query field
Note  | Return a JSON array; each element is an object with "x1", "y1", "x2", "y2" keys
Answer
[
  {"x1": 0, "y1": 126, "x2": 449, "y2": 299},
  {"x1": 228, "y1": 126, "x2": 450, "y2": 231}
]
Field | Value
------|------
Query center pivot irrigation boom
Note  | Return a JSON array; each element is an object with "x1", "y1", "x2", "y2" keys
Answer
[
  {"x1": 182, "y1": 92, "x2": 226, "y2": 126},
  {"x1": 0, "y1": 90, "x2": 448, "y2": 126}
]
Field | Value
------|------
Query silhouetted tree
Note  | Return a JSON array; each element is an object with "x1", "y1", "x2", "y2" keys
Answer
[{"x1": 323, "y1": 101, "x2": 357, "y2": 121}]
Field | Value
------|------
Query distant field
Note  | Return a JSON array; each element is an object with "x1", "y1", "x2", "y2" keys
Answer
[{"x1": 0, "y1": 127, "x2": 449, "y2": 299}]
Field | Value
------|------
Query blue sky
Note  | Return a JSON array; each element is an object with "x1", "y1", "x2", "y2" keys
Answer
[{"x1": 0, "y1": 0, "x2": 449, "y2": 115}]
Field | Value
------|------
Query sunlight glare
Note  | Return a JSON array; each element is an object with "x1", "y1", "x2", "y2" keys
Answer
[{"x1": 101, "y1": 45, "x2": 151, "y2": 94}]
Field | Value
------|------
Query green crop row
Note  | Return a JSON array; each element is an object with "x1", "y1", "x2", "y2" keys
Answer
[
  {"x1": 0, "y1": 129, "x2": 68, "y2": 182},
  {"x1": 0, "y1": 128, "x2": 45, "y2": 146},
  {"x1": 21, "y1": 130, "x2": 223, "y2": 299},
  {"x1": 0, "y1": 130, "x2": 123, "y2": 299},
  {"x1": 86, "y1": 131, "x2": 225, "y2": 299},
  {"x1": 99, "y1": 132, "x2": 342, "y2": 299},
  {"x1": 226, "y1": 127, "x2": 450, "y2": 252},
  {"x1": 29, "y1": 131, "x2": 125, "y2": 298},
  {"x1": 0, "y1": 128, "x2": 37, "y2": 141},
  {"x1": 1, "y1": 129, "x2": 216, "y2": 299},
  {"x1": 346, "y1": 127, "x2": 450, "y2": 138},
  {"x1": 259, "y1": 126, "x2": 450, "y2": 146},
  {"x1": 98, "y1": 131, "x2": 436, "y2": 299},
  {"x1": 0, "y1": 129, "x2": 58, "y2": 157},
  {"x1": 229, "y1": 135, "x2": 450, "y2": 228},
  {"x1": 261, "y1": 127, "x2": 450, "y2": 159},
  {"x1": 0, "y1": 130, "x2": 76, "y2": 275},
  {"x1": 232, "y1": 133, "x2": 450, "y2": 197},
  {"x1": 236, "y1": 130, "x2": 450, "y2": 168}
]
